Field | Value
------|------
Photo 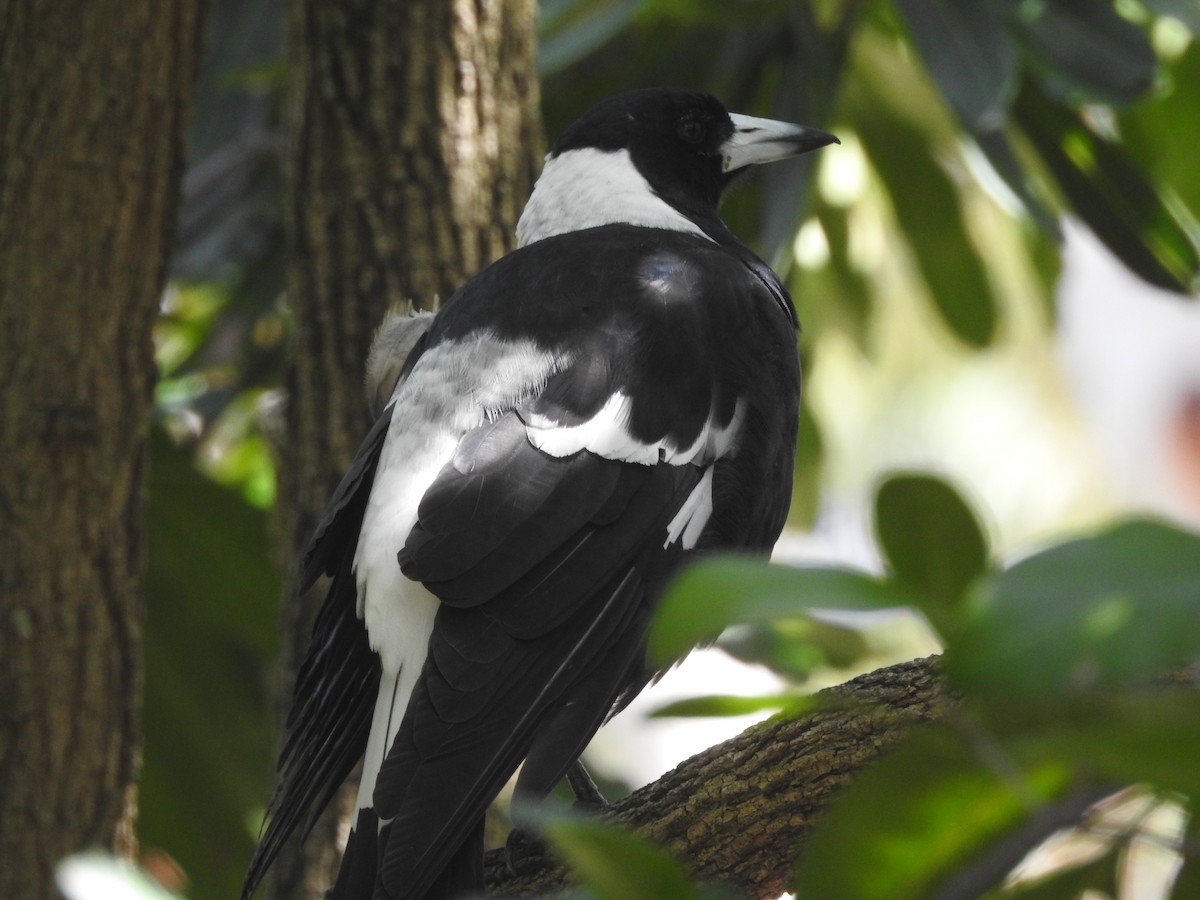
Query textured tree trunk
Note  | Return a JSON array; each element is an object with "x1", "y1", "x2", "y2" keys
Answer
[
  {"x1": 270, "y1": 1, "x2": 541, "y2": 895},
  {"x1": 0, "y1": 3, "x2": 204, "y2": 898}
]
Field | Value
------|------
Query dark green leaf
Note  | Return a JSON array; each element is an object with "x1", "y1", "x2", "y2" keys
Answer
[
  {"x1": 1143, "y1": 0, "x2": 1200, "y2": 35},
  {"x1": 849, "y1": 66, "x2": 1000, "y2": 346},
  {"x1": 1015, "y1": 0, "x2": 1157, "y2": 106},
  {"x1": 1017, "y1": 82, "x2": 1200, "y2": 293},
  {"x1": 1018, "y1": 692, "x2": 1200, "y2": 799},
  {"x1": 894, "y1": 0, "x2": 1018, "y2": 130},
  {"x1": 526, "y1": 808, "x2": 707, "y2": 900},
  {"x1": 874, "y1": 473, "x2": 991, "y2": 626},
  {"x1": 795, "y1": 728, "x2": 1069, "y2": 899},
  {"x1": 718, "y1": 617, "x2": 873, "y2": 679},
  {"x1": 947, "y1": 518, "x2": 1200, "y2": 697},
  {"x1": 647, "y1": 557, "x2": 914, "y2": 667},
  {"x1": 788, "y1": 393, "x2": 825, "y2": 530},
  {"x1": 141, "y1": 428, "x2": 281, "y2": 900},
  {"x1": 973, "y1": 127, "x2": 1063, "y2": 237},
  {"x1": 538, "y1": 0, "x2": 639, "y2": 75}
]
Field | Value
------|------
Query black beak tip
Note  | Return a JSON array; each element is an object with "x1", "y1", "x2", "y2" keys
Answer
[{"x1": 802, "y1": 129, "x2": 840, "y2": 153}]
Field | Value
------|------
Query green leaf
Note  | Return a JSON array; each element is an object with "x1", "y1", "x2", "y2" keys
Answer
[
  {"x1": 874, "y1": 473, "x2": 991, "y2": 626},
  {"x1": 947, "y1": 518, "x2": 1200, "y2": 697},
  {"x1": 140, "y1": 428, "x2": 281, "y2": 900},
  {"x1": 795, "y1": 728, "x2": 1069, "y2": 899},
  {"x1": 528, "y1": 809, "x2": 708, "y2": 900},
  {"x1": 788, "y1": 393, "x2": 825, "y2": 530},
  {"x1": 648, "y1": 692, "x2": 814, "y2": 719},
  {"x1": 849, "y1": 60, "x2": 1000, "y2": 346},
  {"x1": 972, "y1": 127, "x2": 1063, "y2": 238},
  {"x1": 717, "y1": 612, "x2": 874, "y2": 679},
  {"x1": 894, "y1": 0, "x2": 1018, "y2": 130},
  {"x1": 1015, "y1": 0, "x2": 1158, "y2": 106},
  {"x1": 1120, "y1": 43, "x2": 1200, "y2": 242},
  {"x1": 647, "y1": 557, "x2": 915, "y2": 667},
  {"x1": 1018, "y1": 692, "x2": 1200, "y2": 799},
  {"x1": 1143, "y1": 0, "x2": 1200, "y2": 35},
  {"x1": 538, "y1": 0, "x2": 639, "y2": 75},
  {"x1": 1017, "y1": 82, "x2": 1200, "y2": 294}
]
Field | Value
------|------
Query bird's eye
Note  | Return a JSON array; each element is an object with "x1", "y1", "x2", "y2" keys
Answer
[{"x1": 677, "y1": 119, "x2": 705, "y2": 144}]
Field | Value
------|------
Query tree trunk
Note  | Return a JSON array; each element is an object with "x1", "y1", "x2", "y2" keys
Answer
[
  {"x1": 0, "y1": 3, "x2": 204, "y2": 897},
  {"x1": 270, "y1": 1, "x2": 541, "y2": 895}
]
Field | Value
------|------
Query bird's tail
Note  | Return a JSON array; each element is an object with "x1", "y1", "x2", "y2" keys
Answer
[
  {"x1": 416, "y1": 818, "x2": 485, "y2": 900},
  {"x1": 329, "y1": 809, "x2": 485, "y2": 900},
  {"x1": 329, "y1": 807, "x2": 379, "y2": 899}
]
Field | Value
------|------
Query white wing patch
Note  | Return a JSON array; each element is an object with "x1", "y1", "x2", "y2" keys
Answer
[
  {"x1": 351, "y1": 332, "x2": 561, "y2": 814},
  {"x1": 526, "y1": 394, "x2": 745, "y2": 467},
  {"x1": 517, "y1": 148, "x2": 711, "y2": 247},
  {"x1": 664, "y1": 465, "x2": 715, "y2": 549}
]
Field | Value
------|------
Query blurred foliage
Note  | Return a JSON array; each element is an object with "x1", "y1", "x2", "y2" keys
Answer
[
  {"x1": 635, "y1": 477, "x2": 1200, "y2": 898},
  {"x1": 141, "y1": 0, "x2": 1200, "y2": 897}
]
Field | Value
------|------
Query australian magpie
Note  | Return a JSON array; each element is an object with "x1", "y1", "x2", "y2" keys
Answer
[{"x1": 242, "y1": 88, "x2": 837, "y2": 900}]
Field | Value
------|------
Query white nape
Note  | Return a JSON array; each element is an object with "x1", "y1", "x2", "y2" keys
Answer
[{"x1": 517, "y1": 148, "x2": 709, "y2": 247}]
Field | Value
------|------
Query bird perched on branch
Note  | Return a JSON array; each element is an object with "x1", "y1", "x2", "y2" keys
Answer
[{"x1": 242, "y1": 88, "x2": 837, "y2": 900}]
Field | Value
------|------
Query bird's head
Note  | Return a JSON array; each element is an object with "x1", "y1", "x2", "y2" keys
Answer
[{"x1": 517, "y1": 88, "x2": 838, "y2": 246}]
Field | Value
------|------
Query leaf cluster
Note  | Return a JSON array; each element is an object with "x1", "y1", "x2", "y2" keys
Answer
[{"x1": 540, "y1": 474, "x2": 1200, "y2": 898}]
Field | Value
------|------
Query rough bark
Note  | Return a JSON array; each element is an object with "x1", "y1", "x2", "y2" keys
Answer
[
  {"x1": 0, "y1": 2, "x2": 204, "y2": 897},
  {"x1": 486, "y1": 657, "x2": 953, "y2": 899},
  {"x1": 270, "y1": 1, "x2": 541, "y2": 896}
]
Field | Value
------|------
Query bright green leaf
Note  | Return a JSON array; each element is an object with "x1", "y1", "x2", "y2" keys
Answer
[
  {"x1": 795, "y1": 728, "x2": 1069, "y2": 899},
  {"x1": 1121, "y1": 43, "x2": 1200, "y2": 234},
  {"x1": 874, "y1": 473, "x2": 991, "y2": 625},
  {"x1": 947, "y1": 518, "x2": 1200, "y2": 697},
  {"x1": 894, "y1": 0, "x2": 1018, "y2": 130},
  {"x1": 648, "y1": 557, "x2": 915, "y2": 667}
]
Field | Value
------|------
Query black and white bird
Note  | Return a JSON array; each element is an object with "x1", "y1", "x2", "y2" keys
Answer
[{"x1": 242, "y1": 88, "x2": 837, "y2": 900}]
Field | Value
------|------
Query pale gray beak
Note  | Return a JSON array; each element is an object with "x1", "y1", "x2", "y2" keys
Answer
[{"x1": 721, "y1": 113, "x2": 839, "y2": 172}]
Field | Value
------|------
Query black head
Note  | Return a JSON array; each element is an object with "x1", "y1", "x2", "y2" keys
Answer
[{"x1": 549, "y1": 88, "x2": 837, "y2": 215}]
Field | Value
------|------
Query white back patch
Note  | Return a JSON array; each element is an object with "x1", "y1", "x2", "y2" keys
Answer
[
  {"x1": 351, "y1": 332, "x2": 562, "y2": 813},
  {"x1": 516, "y1": 148, "x2": 710, "y2": 246}
]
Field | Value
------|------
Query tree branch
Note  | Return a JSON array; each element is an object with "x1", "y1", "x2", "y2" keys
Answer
[{"x1": 486, "y1": 656, "x2": 952, "y2": 898}]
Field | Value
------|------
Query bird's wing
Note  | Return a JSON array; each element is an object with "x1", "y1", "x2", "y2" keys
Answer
[
  {"x1": 245, "y1": 226, "x2": 797, "y2": 900},
  {"x1": 363, "y1": 228, "x2": 781, "y2": 898}
]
